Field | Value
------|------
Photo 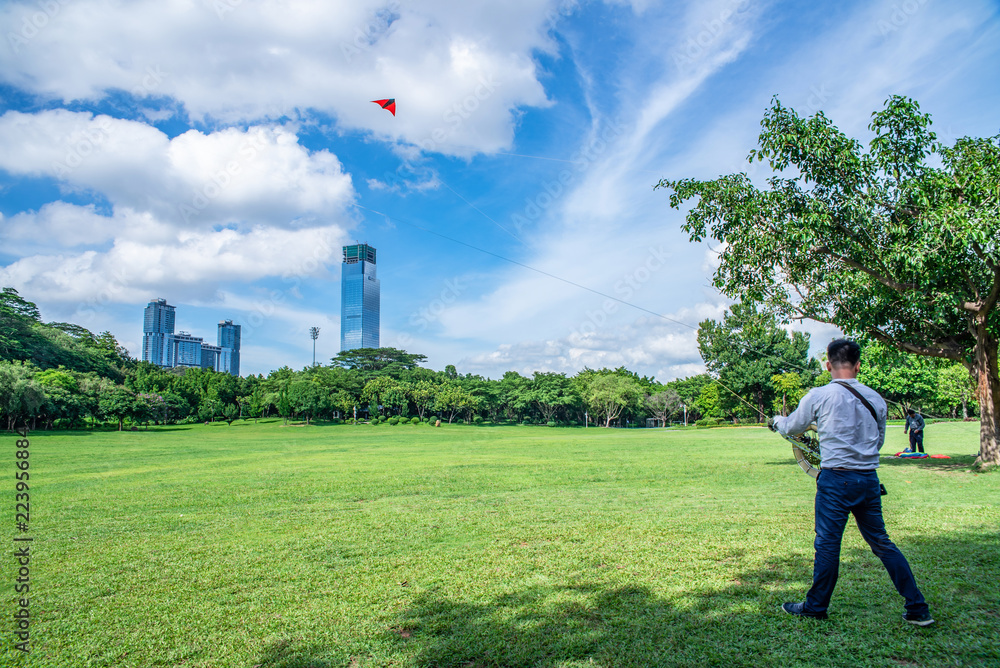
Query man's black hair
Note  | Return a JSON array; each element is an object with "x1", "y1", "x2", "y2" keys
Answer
[
  {"x1": 827, "y1": 338, "x2": 861, "y2": 368},
  {"x1": 907, "y1": 408, "x2": 916, "y2": 415}
]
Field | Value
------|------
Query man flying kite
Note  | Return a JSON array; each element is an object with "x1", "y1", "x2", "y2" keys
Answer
[{"x1": 769, "y1": 338, "x2": 934, "y2": 626}]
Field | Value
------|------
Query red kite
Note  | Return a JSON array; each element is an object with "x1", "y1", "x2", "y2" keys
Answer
[{"x1": 371, "y1": 98, "x2": 396, "y2": 116}]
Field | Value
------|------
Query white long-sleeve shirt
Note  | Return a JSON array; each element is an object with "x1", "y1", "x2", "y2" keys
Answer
[{"x1": 773, "y1": 378, "x2": 887, "y2": 470}]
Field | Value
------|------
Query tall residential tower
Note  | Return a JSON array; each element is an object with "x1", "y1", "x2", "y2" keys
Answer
[
  {"x1": 218, "y1": 320, "x2": 241, "y2": 376},
  {"x1": 340, "y1": 243, "x2": 380, "y2": 351},
  {"x1": 142, "y1": 298, "x2": 175, "y2": 366}
]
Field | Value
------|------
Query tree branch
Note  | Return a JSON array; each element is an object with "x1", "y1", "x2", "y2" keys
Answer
[{"x1": 811, "y1": 245, "x2": 926, "y2": 298}]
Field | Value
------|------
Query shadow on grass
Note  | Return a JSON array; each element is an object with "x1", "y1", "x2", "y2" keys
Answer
[
  {"x1": 762, "y1": 456, "x2": 979, "y2": 472},
  {"x1": 879, "y1": 455, "x2": 978, "y2": 472},
  {"x1": 253, "y1": 531, "x2": 1000, "y2": 667}
]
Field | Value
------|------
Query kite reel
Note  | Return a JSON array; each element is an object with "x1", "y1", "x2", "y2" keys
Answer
[{"x1": 782, "y1": 425, "x2": 821, "y2": 479}]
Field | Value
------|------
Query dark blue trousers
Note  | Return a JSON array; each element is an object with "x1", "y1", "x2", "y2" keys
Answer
[{"x1": 803, "y1": 469, "x2": 929, "y2": 616}]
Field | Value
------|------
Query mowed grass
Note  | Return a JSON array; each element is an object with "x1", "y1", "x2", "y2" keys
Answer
[{"x1": 1, "y1": 420, "x2": 997, "y2": 667}]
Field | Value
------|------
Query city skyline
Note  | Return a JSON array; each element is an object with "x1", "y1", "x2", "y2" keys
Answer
[{"x1": 142, "y1": 298, "x2": 241, "y2": 375}]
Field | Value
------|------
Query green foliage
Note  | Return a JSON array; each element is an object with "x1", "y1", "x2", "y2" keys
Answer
[
  {"x1": 697, "y1": 302, "x2": 817, "y2": 420},
  {"x1": 331, "y1": 347, "x2": 428, "y2": 378},
  {"x1": 694, "y1": 383, "x2": 722, "y2": 419},
  {"x1": 410, "y1": 416, "x2": 420, "y2": 425},
  {"x1": 388, "y1": 416, "x2": 400, "y2": 425},
  {"x1": 659, "y1": 94, "x2": 1000, "y2": 466},
  {"x1": 858, "y1": 340, "x2": 942, "y2": 417},
  {"x1": 771, "y1": 372, "x2": 808, "y2": 416},
  {"x1": 577, "y1": 371, "x2": 644, "y2": 427},
  {"x1": 937, "y1": 364, "x2": 977, "y2": 419}
]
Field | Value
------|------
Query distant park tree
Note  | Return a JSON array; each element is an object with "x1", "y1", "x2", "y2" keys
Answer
[
  {"x1": 99, "y1": 386, "x2": 136, "y2": 431},
  {"x1": 938, "y1": 364, "x2": 977, "y2": 419},
  {"x1": 580, "y1": 372, "x2": 643, "y2": 427},
  {"x1": 857, "y1": 341, "x2": 940, "y2": 416},
  {"x1": 660, "y1": 95, "x2": 1000, "y2": 468},
  {"x1": 331, "y1": 348, "x2": 427, "y2": 376},
  {"x1": 697, "y1": 303, "x2": 815, "y2": 421},
  {"x1": 644, "y1": 388, "x2": 682, "y2": 425},
  {"x1": 530, "y1": 372, "x2": 577, "y2": 423}
]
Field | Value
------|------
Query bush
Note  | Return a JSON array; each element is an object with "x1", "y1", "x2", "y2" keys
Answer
[
  {"x1": 547, "y1": 421, "x2": 557, "y2": 427},
  {"x1": 410, "y1": 417, "x2": 420, "y2": 425},
  {"x1": 695, "y1": 417, "x2": 723, "y2": 428},
  {"x1": 370, "y1": 416, "x2": 381, "y2": 425},
  {"x1": 422, "y1": 416, "x2": 430, "y2": 423},
  {"x1": 473, "y1": 416, "x2": 484, "y2": 425},
  {"x1": 388, "y1": 416, "x2": 400, "y2": 425}
]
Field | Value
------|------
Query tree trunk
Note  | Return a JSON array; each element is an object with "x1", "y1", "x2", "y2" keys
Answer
[{"x1": 973, "y1": 327, "x2": 999, "y2": 468}]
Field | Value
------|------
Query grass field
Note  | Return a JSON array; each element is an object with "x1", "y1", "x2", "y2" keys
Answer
[{"x1": 2, "y1": 420, "x2": 997, "y2": 667}]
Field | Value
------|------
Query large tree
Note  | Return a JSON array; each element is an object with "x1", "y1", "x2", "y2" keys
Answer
[{"x1": 659, "y1": 96, "x2": 1000, "y2": 469}]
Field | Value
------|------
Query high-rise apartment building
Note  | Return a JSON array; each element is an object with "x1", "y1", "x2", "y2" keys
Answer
[
  {"x1": 218, "y1": 320, "x2": 241, "y2": 376},
  {"x1": 340, "y1": 243, "x2": 380, "y2": 351},
  {"x1": 165, "y1": 331, "x2": 204, "y2": 368},
  {"x1": 142, "y1": 298, "x2": 175, "y2": 366},
  {"x1": 201, "y1": 343, "x2": 222, "y2": 371}
]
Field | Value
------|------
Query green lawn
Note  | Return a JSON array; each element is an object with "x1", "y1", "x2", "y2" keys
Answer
[{"x1": 2, "y1": 420, "x2": 997, "y2": 667}]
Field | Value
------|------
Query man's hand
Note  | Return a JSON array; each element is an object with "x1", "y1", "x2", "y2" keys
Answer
[{"x1": 767, "y1": 418, "x2": 777, "y2": 432}]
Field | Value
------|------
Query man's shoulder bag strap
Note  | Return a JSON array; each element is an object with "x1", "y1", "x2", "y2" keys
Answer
[{"x1": 832, "y1": 380, "x2": 879, "y2": 425}]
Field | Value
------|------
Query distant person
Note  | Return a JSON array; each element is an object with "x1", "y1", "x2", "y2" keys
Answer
[
  {"x1": 769, "y1": 338, "x2": 933, "y2": 626},
  {"x1": 904, "y1": 408, "x2": 925, "y2": 453}
]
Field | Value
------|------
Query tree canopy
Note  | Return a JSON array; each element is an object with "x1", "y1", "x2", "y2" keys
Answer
[{"x1": 659, "y1": 95, "x2": 1000, "y2": 468}]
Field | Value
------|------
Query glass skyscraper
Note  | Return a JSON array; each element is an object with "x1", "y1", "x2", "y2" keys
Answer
[
  {"x1": 218, "y1": 320, "x2": 241, "y2": 376},
  {"x1": 340, "y1": 243, "x2": 380, "y2": 351},
  {"x1": 142, "y1": 298, "x2": 175, "y2": 366}
]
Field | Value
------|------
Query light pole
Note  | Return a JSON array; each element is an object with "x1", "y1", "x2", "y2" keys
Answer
[{"x1": 309, "y1": 327, "x2": 320, "y2": 366}]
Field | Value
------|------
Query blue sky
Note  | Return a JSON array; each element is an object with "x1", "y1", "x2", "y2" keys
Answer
[{"x1": 1, "y1": 0, "x2": 999, "y2": 378}]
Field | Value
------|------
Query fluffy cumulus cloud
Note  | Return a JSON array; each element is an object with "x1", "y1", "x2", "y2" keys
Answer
[
  {"x1": 0, "y1": 108, "x2": 354, "y2": 308},
  {"x1": 0, "y1": 0, "x2": 553, "y2": 155},
  {"x1": 0, "y1": 110, "x2": 354, "y2": 228},
  {"x1": 0, "y1": 221, "x2": 345, "y2": 306}
]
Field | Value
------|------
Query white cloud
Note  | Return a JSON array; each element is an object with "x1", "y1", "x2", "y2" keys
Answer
[
  {"x1": 0, "y1": 221, "x2": 346, "y2": 307},
  {"x1": 0, "y1": 0, "x2": 555, "y2": 156},
  {"x1": 0, "y1": 110, "x2": 355, "y2": 228}
]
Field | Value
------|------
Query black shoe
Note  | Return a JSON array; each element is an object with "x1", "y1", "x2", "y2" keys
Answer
[
  {"x1": 903, "y1": 611, "x2": 935, "y2": 627},
  {"x1": 781, "y1": 602, "x2": 828, "y2": 620}
]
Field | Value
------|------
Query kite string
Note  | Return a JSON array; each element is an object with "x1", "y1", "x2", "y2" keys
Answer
[{"x1": 351, "y1": 202, "x2": 948, "y2": 422}]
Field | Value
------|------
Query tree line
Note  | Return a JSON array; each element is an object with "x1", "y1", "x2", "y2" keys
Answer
[{"x1": 1, "y1": 287, "x2": 975, "y2": 432}]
